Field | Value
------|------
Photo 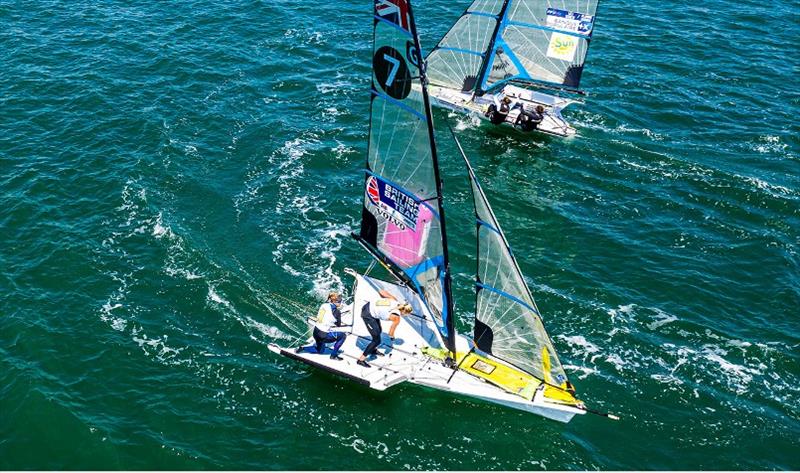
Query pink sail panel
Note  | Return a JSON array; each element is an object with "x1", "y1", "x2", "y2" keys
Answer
[{"x1": 383, "y1": 204, "x2": 433, "y2": 267}]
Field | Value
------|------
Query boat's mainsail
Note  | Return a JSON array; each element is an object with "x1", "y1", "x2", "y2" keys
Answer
[
  {"x1": 427, "y1": 0, "x2": 599, "y2": 94},
  {"x1": 462, "y1": 152, "x2": 569, "y2": 386},
  {"x1": 357, "y1": 0, "x2": 456, "y2": 353}
]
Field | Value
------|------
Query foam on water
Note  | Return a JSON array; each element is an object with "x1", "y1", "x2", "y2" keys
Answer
[
  {"x1": 4, "y1": 0, "x2": 800, "y2": 469},
  {"x1": 647, "y1": 308, "x2": 678, "y2": 330}
]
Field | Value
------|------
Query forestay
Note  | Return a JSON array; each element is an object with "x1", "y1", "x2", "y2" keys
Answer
[
  {"x1": 463, "y1": 155, "x2": 569, "y2": 386},
  {"x1": 427, "y1": 0, "x2": 599, "y2": 93},
  {"x1": 358, "y1": 0, "x2": 455, "y2": 353}
]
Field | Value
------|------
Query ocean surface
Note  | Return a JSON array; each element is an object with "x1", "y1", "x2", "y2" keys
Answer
[{"x1": 1, "y1": 0, "x2": 798, "y2": 469}]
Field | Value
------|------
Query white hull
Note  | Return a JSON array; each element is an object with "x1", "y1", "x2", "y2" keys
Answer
[
  {"x1": 424, "y1": 83, "x2": 578, "y2": 138},
  {"x1": 268, "y1": 273, "x2": 585, "y2": 423}
]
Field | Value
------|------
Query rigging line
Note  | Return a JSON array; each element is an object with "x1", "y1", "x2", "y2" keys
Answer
[
  {"x1": 270, "y1": 291, "x2": 317, "y2": 315},
  {"x1": 584, "y1": 407, "x2": 620, "y2": 421},
  {"x1": 364, "y1": 259, "x2": 377, "y2": 277}
]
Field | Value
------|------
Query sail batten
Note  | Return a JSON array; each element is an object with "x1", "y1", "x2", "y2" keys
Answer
[
  {"x1": 360, "y1": 0, "x2": 455, "y2": 354},
  {"x1": 476, "y1": 282, "x2": 540, "y2": 316}
]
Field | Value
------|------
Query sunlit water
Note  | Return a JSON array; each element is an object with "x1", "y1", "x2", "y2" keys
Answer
[{"x1": 1, "y1": 0, "x2": 798, "y2": 469}]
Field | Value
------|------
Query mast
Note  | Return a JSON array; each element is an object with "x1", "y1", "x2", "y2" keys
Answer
[
  {"x1": 407, "y1": 0, "x2": 456, "y2": 356},
  {"x1": 473, "y1": 0, "x2": 511, "y2": 97},
  {"x1": 358, "y1": 0, "x2": 456, "y2": 356}
]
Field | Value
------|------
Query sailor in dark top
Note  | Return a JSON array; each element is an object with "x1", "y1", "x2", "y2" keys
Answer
[
  {"x1": 514, "y1": 104, "x2": 545, "y2": 132},
  {"x1": 485, "y1": 96, "x2": 512, "y2": 125}
]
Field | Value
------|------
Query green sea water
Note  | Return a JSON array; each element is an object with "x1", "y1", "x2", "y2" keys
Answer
[{"x1": 1, "y1": 0, "x2": 798, "y2": 469}]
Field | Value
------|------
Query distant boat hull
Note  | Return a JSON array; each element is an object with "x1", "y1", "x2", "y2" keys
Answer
[
  {"x1": 268, "y1": 273, "x2": 585, "y2": 423},
  {"x1": 424, "y1": 83, "x2": 578, "y2": 138}
]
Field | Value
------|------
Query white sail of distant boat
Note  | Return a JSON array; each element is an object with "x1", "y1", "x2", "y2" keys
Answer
[
  {"x1": 423, "y1": 0, "x2": 600, "y2": 137},
  {"x1": 268, "y1": 0, "x2": 610, "y2": 424}
]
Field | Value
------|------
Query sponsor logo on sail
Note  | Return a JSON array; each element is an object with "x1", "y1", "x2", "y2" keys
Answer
[
  {"x1": 546, "y1": 32, "x2": 578, "y2": 62},
  {"x1": 365, "y1": 175, "x2": 419, "y2": 230},
  {"x1": 545, "y1": 8, "x2": 594, "y2": 36}
]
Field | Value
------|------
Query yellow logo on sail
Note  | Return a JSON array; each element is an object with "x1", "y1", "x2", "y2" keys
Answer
[{"x1": 546, "y1": 32, "x2": 577, "y2": 61}]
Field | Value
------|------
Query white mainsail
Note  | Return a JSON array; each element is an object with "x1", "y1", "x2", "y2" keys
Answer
[{"x1": 357, "y1": 0, "x2": 456, "y2": 353}]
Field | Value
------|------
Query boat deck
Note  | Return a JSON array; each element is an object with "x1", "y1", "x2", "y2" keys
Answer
[
  {"x1": 269, "y1": 274, "x2": 585, "y2": 423},
  {"x1": 426, "y1": 84, "x2": 578, "y2": 137}
]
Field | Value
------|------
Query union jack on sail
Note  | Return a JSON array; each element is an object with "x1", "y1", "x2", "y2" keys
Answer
[{"x1": 374, "y1": 0, "x2": 411, "y2": 32}]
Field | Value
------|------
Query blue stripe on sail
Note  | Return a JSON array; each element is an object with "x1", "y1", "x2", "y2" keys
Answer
[
  {"x1": 404, "y1": 255, "x2": 444, "y2": 280},
  {"x1": 477, "y1": 218, "x2": 501, "y2": 235},
  {"x1": 373, "y1": 15, "x2": 413, "y2": 38},
  {"x1": 466, "y1": 11, "x2": 498, "y2": 19},
  {"x1": 506, "y1": 20, "x2": 589, "y2": 39},
  {"x1": 495, "y1": 36, "x2": 532, "y2": 80},
  {"x1": 371, "y1": 89, "x2": 427, "y2": 122},
  {"x1": 363, "y1": 169, "x2": 441, "y2": 221},
  {"x1": 476, "y1": 282, "x2": 540, "y2": 316},
  {"x1": 481, "y1": 35, "x2": 536, "y2": 92},
  {"x1": 402, "y1": 256, "x2": 449, "y2": 336},
  {"x1": 437, "y1": 46, "x2": 484, "y2": 57}
]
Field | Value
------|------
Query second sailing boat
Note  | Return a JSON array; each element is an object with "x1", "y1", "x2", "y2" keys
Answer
[{"x1": 424, "y1": 0, "x2": 600, "y2": 137}]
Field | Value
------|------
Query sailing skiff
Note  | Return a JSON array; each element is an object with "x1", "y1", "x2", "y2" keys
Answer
[
  {"x1": 269, "y1": 0, "x2": 596, "y2": 423},
  {"x1": 424, "y1": 0, "x2": 600, "y2": 137}
]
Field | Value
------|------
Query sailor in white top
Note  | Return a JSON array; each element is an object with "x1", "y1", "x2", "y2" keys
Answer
[
  {"x1": 356, "y1": 290, "x2": 413, "y2": 368},
  {"x1": 297, "y1": 292, "x2": 347, "y2": 360}
]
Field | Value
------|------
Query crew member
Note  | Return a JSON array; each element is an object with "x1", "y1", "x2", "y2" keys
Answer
[
  {"x1": 356, "y1": 290, "x2": 412, "y2": 368},
  {"x1": 297, "y1": 292, "x2": 347, "y2": 360},
  {"x1": 514, "y1": 104, "x2": 545, "y2": 132},
  {"x1": 485, "y1": 96, "x2": 512, "y2": 125}
]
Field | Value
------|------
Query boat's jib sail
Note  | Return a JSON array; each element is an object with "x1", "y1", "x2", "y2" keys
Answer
[
  {"x1": 462, "y1": 153, "x2": 569, "y2": 387},
  {"x1": 358, "y1": 0, "x2": 455, "y2": 352},
  {"x1": 427, "y1": 0, "x2": 599, "y2": 93}
]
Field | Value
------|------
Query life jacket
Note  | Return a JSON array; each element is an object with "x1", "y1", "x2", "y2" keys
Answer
[{"x1": 370, "y1": 297, "x2": 401, "y2": 321}]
